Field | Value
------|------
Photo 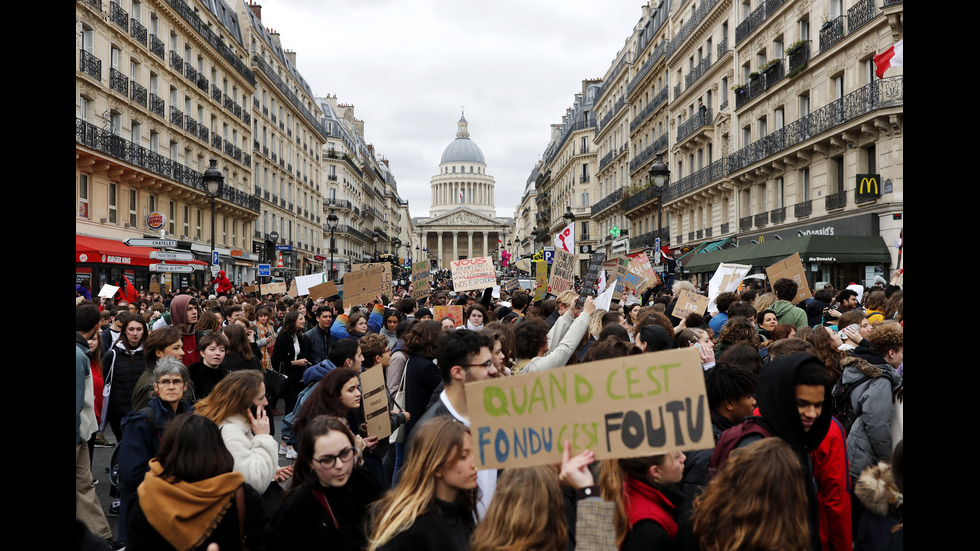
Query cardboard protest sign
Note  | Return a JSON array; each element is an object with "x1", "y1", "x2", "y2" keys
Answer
[
  {"x1": 353, "y1": 263, "x2": 392, "y2": 298},
  {"x1": 286, "y1": 280, "x2": 298, "y2": 298},
  {"x1": 308, "y1": 281, "x2": 338, "y2": 300},
  {"x1": 548, "y1": 248, "x2": 576, "y2": 294},
  {"x1": 504, "y1": 278, "x2": 520, "y2": 294},
  {"x1": 451, "y1": 257, "x2": 496, "y2": 292},
  {"x1": 707, "y1": 263, "x2": 751, "y2": 313},
  {"x1": 411, "y1": 263, "x2": 431, "y2": 301},
  {"x1": 260, "y1": 282, "x2": 286, "y2": 295},
  {"x1": 295, "y1": 272, "x2": 330, "y2": 296},
  {"x1": 583, "y1": 252, "x2": 607, "y2": 289},
  {"x1": 766, "y1": 253, "x2": 812, "y2": 303},
  {"x1": 360, "y1": 365, "x2": 391, "y2": 439},
  {"x1": 98, "y1": 285, "x2": 120, "y2": 299},
  {"x1": 673, "y1": 289, "x2": 709, "y2": 319},
  {"x1": 465, "y1": 347, "x2": 712, "y2": 470},
  {"x1": 433, "y1": 305, "x2": 463, "y2": 327},
  {"x1": 628, "y1": 252, "x2": 661, "y2": 291},
  {"x1": 343, "y1": 265, "x2": 385, "y2": 306},
  {"x1": 618, "y1": 263, "x2": 645, "y2": 293},
  {"x1": 149, "y1": 282, "x2": 161, "y2": 294},
  {"x1": 534, "y1": 260, "x2": 548, "y2": 301},
  {"x1": 515, "y1": 259, "x2": 531, "y2": 273},
  {"x1": 243, "y1": 285, "x2": 260, "y2": 294}
]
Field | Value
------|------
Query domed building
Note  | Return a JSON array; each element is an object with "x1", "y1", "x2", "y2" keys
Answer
[{"x1": 414, "y1": 113, "x2": 512, "y2": 268}]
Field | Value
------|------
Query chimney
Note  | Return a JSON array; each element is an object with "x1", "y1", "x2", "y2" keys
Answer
[
  {"x1": 285, "y1": 49, "x2": 297, "y2": 67},
  {"x1": 247, "y1": 0, "x2": 261, "y2": 20}
]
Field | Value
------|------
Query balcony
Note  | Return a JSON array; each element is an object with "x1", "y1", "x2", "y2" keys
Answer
[
  {"x1": 720, "y1": 222, "x2": 730, "y2": 234},
  {"x1": 211, "y1": 134, "x2": 221, "y2": 149},
  {"x1": 169, "y1": 50, "x2": 183, "y2": 73},
  {"x1": 684, "y1": 54, "x2": 713, "y2": 90},
  {"x1": 736, "y1": 60, "x2": 784, "y2": 109},
  {"x1": 149, "y1": 34, "x2": 164, "y2": 59},
  {"x1": 667, "y1": 0, "x2": 719, "y2": 57},
  {"x1": 580, "y1": 175, "x2": 590, "y2": 183},
  {"x1": 110, "y1": 2, "x2": 128, "y2": 31},
  {"x1": 591, "y1": 188, "x2": 623, "y2": 217},
  {"x1": 76, "y1": 117, "x2": 259, "y2": 212},
  {"x1": 820, "y1": 16, "x2": 845, "y2": 51},
  {"x1": 740, "y1": 216, "x2": 752, "y2": 231},
  {"x1": 794, "y1": 200, "x2": 812, "y2": 218},
  {"x1": 80, "y1": 50, "x2": 101, "y2": 81},
  {"x1": 627, "y1": 40, "x2": 667, "y2": 96},
  {"x1": 327, "y1": 174, "x2": 338, "y2": 181},
  {"x1": 624, "y1": 185, "x2": 659, "y2": 212},
  {"x1": 849, "y1": 0, "x2": 877, "y2": 33},
  {"x1": 770, "y1": 206, "x2": 786, "y2": 224},
  {"x1": 149, "y1": 93, "x2": 165, "y2": 118},
  {"x1": 130, "y1": 18, "x2": 147, "y2": 46},
  {"x1": 629, "y1": 135, "x2": 668, "y2": 173},
  {"x1": 109, "y1": 68, "x2": 128, "y2": 95},
  {"x1": 825, "y1": 190, "x2": 847, "y2": 210},
  {"x1": 717, "y1": 37, "x2": 728, "y2": 59},
  {"x1": 212, "y1": 84, "x2": 222, "y2": 102},
  {"x1": 754, "y1": 212, "x2": 769, "y2": 227},
  {"x1": 787, "y1": 41, "x2": 811, "y2": 74},
  {"x1": 730, "y1": 77, "x2": 903, "y2": 173},
  {"x1": 130, "y1": 82, "x2": 147, "y2": 108},
  {"x1": 735, "y1": 0, "x2": 785, "y2": 44},
  {"x1": 170, "y1": 106, "x2": 183, "y2": 126},
  {"x1": 676, "y1": 108, "x2": 712, "y2": 142},
  {"x1": 664, "y1": 157, "x2": 727, "y2": 201},
  {"x1": 630, "y1": 87, "x2": 669, "y2": 132},
  {"x1": 631, "y1": 228, "x2": 670, "y2": 249},
  {"x1": 185, "y1": 64, "x2": 197, "y2": 84},
  {"x1": 184, "y1": 114, "x2": 195, "y2": 133}
]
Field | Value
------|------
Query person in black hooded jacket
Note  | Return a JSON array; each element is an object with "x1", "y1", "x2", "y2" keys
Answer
[{"x1": 710, "y1": 353, "x2": 832, "y2": 551}]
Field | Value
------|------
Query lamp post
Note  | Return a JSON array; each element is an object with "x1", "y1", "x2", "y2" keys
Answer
[
  {"x1": 202, "y1": 159, "x2": 224, "y2": 280},
  {"x1": 530, "y1": 227, "x2": 538, "y2": 256},
  {"x1": 372, "y1": 231, "x2": 379, "y2": 262},
  {"x1": 648, "y1": 153, "x2": 671, "y2": 247},
  {"x1": 327, "y1": 208, "x2": 338, "y2": 282},
  {"x1": 392, "y1": 237, "x2": 402, "y2": 278},
  {"x1": 563, "y1": 205, "x2": 575, "y2": 225}
]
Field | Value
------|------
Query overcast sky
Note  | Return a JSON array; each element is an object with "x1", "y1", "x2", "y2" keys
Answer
[{"x1": 258, "y1": 0, "x2": 643, "y2": 219}]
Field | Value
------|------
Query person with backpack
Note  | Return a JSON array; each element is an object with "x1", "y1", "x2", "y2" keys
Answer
[
  {"x1": 116, "y1": 357, "x2": 193, "y2": 543},
  {"x1": 710, "y1": 353, "x2": 832, "y2": 551}
]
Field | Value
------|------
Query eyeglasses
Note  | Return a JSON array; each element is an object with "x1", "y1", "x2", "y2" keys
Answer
[
  {"x1": 156, "y1": 378, "x2": 184, "y2": 387},
  {"x1": 463, "y1": 360, "x2": 494, "y2": 370},
  {"x1": 312, "y1": 447, "x2": 356, "y2": 468}
]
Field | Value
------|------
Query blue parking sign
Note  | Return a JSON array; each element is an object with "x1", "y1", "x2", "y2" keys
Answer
[{"x1": 258, "y1": 264, "x2": 271, "y2": 277}]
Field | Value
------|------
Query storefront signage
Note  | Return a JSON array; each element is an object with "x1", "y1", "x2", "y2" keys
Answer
[{"x1": 146, "y1": 211, "x2": 166, "y2": 230}]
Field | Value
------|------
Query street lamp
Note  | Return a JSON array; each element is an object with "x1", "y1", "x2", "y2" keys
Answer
[
  {"x1": 530, "y1": 227, "x2": 538, "y2": 256},
  {"x1": 563, "y1": 205, "x2": 575, "y2": 225},
  {"x1": 202, "y1": 159, "x2": 224, "y2": 279},
  {"x1": 648, "y1": 153, "x2": 671, "y2": 246},
  {"x1": 327, "y1": 208, "x2": 338, "y2": 282},
  {"x1": 372, "y1": 231, "x2": 379, "y2": 262}
]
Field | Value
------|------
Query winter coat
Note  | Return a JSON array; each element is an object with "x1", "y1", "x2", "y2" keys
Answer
[
  {"x1": 813, "y1": 417, "x2": 852, "y2": 551},
  {"x1": 304, "y1": 325, "x2": 334, "y2": 366},
  {"x1": 102, "y1": 342, "x2": 148, "y2": 419},
  {"x1": 854, "y1": 462, "x2": 903, "y2": 551},
  {"x1": 218, "y1": 414, "x2": 279, "y2": 494},
  {"x1": 839, "y1": 356, "x2": 901, "y2": 478},
  {"x1": 331, "y1": 304, "x2": 384, "y2": 341},
  {"x1": 377, "y1": 498, "x2": 475, "y2": 551},
  {"x1": 271, "y1": 331, "x2": 310, "y2": 381},
  {"x1": 521, "y1": 311, "x2": 591, "y2": 373}
]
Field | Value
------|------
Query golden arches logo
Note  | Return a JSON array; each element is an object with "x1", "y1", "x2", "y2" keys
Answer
[{"x1": 859, "y1": 176, "x2": 879, "y2": 195}]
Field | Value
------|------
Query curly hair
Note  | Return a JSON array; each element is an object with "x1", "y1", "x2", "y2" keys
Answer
[
  {"x1": 795, "y1": 326, "x2": 844, "y2": 382},
  {"x1": 869, "y1": 320, "x2": 903, "y2": 356},
  {"x1": 717, "y1": 317, "x2": 760, "y2": 348}
]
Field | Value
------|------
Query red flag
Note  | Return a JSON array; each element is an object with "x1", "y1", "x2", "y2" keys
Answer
[
  {"x1": 118, "y1": 275, "x2": 139, "y2": 303},
  {"x1": 873, "y1": 40, "x2": 903, "y2": 78}
]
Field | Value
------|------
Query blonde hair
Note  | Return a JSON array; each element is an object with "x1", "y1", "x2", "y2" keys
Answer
[
  {"x1": 589, "y1": 310, "x2": 607, "y2": 339},
  {"x1": 753, "y1": 292, "x2": 777, "y2": 313},
  {"x1": 367, "y1": 418, "x2": 477, "y2": 550},
  {"x1": 470, "y1": 466, "x2": 567, "y2": 551}
]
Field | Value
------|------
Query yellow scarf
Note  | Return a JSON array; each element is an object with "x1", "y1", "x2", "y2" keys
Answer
[{"x1": 137, "y1": 459, "x2": 245, "y2": 551}]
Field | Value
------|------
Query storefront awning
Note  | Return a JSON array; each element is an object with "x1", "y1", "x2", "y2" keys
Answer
[
  {"x1": 681, "y1": 235, "x2": 892, "y2": 273},
  {"x1": 76, "y1": 235, "x2": 155, "y2": 266}
]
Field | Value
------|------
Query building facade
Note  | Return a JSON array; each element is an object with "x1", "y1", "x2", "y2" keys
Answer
[
  {"x1": 415, "y1": 115, "x2": 512, "y2": 269},
  {"x1": 76, "y1": 0, "x2": 261, "y2": 291}
]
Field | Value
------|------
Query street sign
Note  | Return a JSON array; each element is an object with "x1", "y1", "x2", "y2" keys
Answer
[
  {"x1": 212, "y1": 251, "x2": 219, "y2": 266},
  {"x1": 150, "y1": 263, "x2": 198, "y2": 273},
  {"x1": 258, "y1": 264, "x2": 271, "y2": 277},
  {"x1": 543, "y1": 249, "x2": 555, "y2": 265},
  {"x1": 150, "y1": 251, "x2": 195, "y2": 261},
  {"x1": 654, "y1": 237, "x2": 662, "y2": 265},
  {"x1": 124, "y1": 238, "x2": 177, "y2": 248},
  {"x1": 276, "y1": 245, "x2": 292, "y2": 251}
]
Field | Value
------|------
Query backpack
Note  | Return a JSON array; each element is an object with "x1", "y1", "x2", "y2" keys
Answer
[
  {"x1": 830, "y1": 376, "x2": 869, "y2": 434},
  {"x1": 708, "y1": 416, "x2": 772, "y2": 479}
]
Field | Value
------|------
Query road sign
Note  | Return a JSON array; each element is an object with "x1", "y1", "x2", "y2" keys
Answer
[
  {"x1": 150, "y1": 263, "x2": 197, "y2": 273},
  {"x1": 258, "y1": 264, "x2": 271, "y2": 277},
  {"x1": 150, "y1": 251, "x2": 195, "y2": 261},
  {"x1": 543, "y1": 249, "x2": 555, "y2": 265},
  {"x1": 276, "y1": 245, "x2": 292, "y2": 251},
  {"x1": 124, "y1": 238, "x2": 177, "y2": 248},
  {"x1": 212, "y1": 251, "x2": 219, "y2": 266}
]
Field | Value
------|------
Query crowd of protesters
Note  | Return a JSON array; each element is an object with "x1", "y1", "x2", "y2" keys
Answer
[{"x1": 77, "y1": 266, "x2": 902, "y2": 550}]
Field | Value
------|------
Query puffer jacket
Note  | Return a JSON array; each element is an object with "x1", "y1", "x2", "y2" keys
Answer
[
  {"x1": 839, "y1": 356, "x2": 902, "y2": 478},
  {"x1": 101, "y1": 342, "x2": 147, "y2": 419}
]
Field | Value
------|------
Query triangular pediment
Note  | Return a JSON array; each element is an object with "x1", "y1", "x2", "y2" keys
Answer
[{"x1": 423, "y1": 207, "x2": 503, "y2": 227}]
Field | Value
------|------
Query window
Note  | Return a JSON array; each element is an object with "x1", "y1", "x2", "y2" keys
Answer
[
  {"x1": 81, "y1": 25, "x2": 94, "y2": 53},
  {"x1": 131, "y1": 121, "x2": 141, "y2": 145},
  {"x1": 864, "y1": 58, "x2": 876, "y2": 84},
  {"x1": 800, "y1": 167, "x2": 810, "y2": 200},
  {"x1": 110, "y1": 111, "x2": 122, "y2": 136},
  {"x1": 829, "y1": 0, "x2": 843, "y2": 18},
  {"x1": 78, "y1": 174, "x2": 89, "y2": 219},
  {"x1": 862, "y1": 145, "x2": 877, "y2": 174},
  {"x1": 799, "y1": 18, "x2": 810, "y2": 41},
  {"x1": 183, "y1": 205, "x2": 190, "y2": 236},
  {"x1": 834, "y1": 74, "x2": 845, "y2": 100},
  {"x1": 743, "y1": 126, "x2": 752, "y2": 146},
  {"x1": 108, "y1": 183, "x2": 118, "y2": 224},
  {"x1": 830, "y1": 155, "x2": 844, "y2": 194},
  {"x1": 129, "y1": 189, "x2": 138, "y2": 226},
  {"x1": 798, "y1": 94, "x2": 810, "y2": 117},
  {"x1": 169, "y1": 141, "x2": 178, "y2": 161},
  {"x1": 169, "y1": 201, "x2": 176, "y2": 234},
  {"x1": 758, "y1": 117, "x2": 767, "y2": 138},
  {"x1": 79, "y1": 96, "x2": 90, "y2": 121},
  {"x1": 775, "y1": 107, "x2": 784, "y2": 130},
  {"x1": 774, "y1": 37, "x2": 784, "y2": 60},
  {"x1": 196, "y1": 209, "x2": 202, "y2": 239},
  {"x1": 222, "y1": 217, "x2": 227, "y2": 244},
  {"x1": 776, "y1": 177, "x2": 784, "y2": 208}
]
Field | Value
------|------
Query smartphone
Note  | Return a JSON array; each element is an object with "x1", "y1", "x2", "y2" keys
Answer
[{"x1": 248, "y1": 404, "x2": 260, "y2": 418}]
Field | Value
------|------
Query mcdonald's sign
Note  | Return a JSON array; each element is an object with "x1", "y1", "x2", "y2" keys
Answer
[{"x1": 855, "y1": 173, "x2": 881, "y2": 201}]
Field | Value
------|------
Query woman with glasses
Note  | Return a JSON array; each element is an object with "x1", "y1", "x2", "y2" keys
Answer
[{"x1": 267, "y1": 416, "x2": 383, "y2": 551}]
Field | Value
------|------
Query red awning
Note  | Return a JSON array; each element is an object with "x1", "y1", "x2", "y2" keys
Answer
[{"x1": 76, "y1": 235, "x2": 156, "y2": 266}]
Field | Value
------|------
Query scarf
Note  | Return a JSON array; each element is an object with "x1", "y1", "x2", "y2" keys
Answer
[
  {"x1": 623, "y1": 474, "x2": 678, "y2": 539},
  {"x1": 137, "y1": 459, "x2": 245, "y2": 551}
]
